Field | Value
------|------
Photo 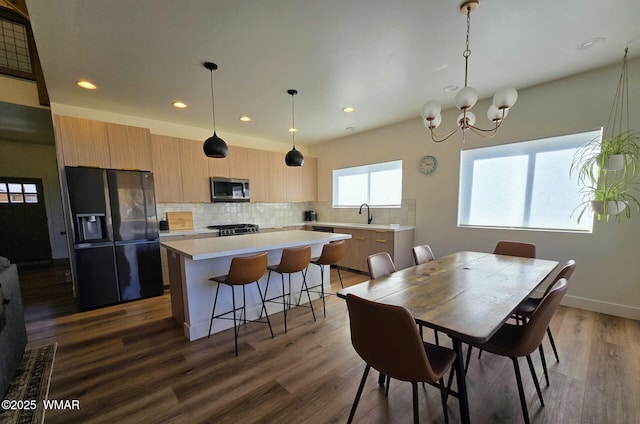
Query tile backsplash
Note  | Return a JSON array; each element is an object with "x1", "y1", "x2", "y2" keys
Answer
[{"x1": 157, "y1": 199, "x2": 415, "y2": 229}]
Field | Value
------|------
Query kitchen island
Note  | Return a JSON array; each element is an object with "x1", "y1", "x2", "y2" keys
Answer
[{"x1": 162, "y1": 230, "x2": 351, "y2": 341}]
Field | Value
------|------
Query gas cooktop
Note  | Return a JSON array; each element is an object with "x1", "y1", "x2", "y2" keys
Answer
[{"x1": 207, "y1": 223, "x2": 259, "y2": 236}]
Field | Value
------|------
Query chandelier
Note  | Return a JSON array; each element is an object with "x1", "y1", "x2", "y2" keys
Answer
[{"x1": 422, "y1": 0, "x2": 518, "y2": 143}]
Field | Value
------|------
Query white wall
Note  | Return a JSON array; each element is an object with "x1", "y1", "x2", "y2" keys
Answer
[{"x1": 316, "y1": 58, "x2": 640, "y2": 320}]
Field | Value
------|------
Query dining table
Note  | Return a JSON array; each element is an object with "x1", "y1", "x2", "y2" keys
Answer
[{"x1": 336, "y1": 250, "x2": 559, "y2": 424}]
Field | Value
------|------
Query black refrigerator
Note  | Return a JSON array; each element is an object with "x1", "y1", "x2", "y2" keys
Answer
[{"x1": 65, "y1": 167, "x2": 163, "y2": 310}]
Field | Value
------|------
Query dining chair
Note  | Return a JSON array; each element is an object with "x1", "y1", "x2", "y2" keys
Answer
[
  {"x1": 466, "y1": 278, "x2": 568, "y2": 424},
  {"x1": 304, "y1": 240, "x2": 346, "y2": 317},
  {"x1": 263, "y1": 245, "x2": 315, "y2": 333},
  {"x1": 412, "y1": 244, "x2": 436, "y2": 266},
  {"x1": 208, "y1": 252, "x2": 273, "y2": 356},
  {"x1": 345, "y1": 293, "x2": 458, "y2": 424},
  {"x1": 366, "y1": 251, "x2": 400, "y2": 392},
  {"x1": 513, "y1": 259, "x2": 576, "y2": 384},
  {"x1": 493, "y1": 240, "x2": 536, "y2": 258},
  {"x1": 468, "y1": 240, "x2": 537, "y2": 365},
  {"x1": 366, "y1": 252, "x2": 396, "y2": 279},
  {"x1": 412, "y1": 244, "x2": 441, "y2": 345}
]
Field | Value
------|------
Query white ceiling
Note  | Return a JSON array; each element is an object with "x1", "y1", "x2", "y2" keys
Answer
[{"x1": 25, "y1": 0, "x2": 640, "y2": 145}]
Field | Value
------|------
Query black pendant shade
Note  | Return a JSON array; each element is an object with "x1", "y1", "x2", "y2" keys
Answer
[
  {"x1": 286, "y1": 89, "x2": 303, "y2": 167},
  {"x1": 203, "y1": 61, "x2": 228, "y2": 158},
  {"x1": 285, "y1": 146, "x2": 304, "y2": 166},
  {"x1": 203, "y1": 132, "x2": 229, "y2": 158}
]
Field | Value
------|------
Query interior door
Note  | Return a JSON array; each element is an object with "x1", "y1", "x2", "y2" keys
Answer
[{"x1": 0, "y1": 177, "x2": 51, "y2": 263}]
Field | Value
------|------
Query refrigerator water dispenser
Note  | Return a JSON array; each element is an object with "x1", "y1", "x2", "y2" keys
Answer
[{"x1": 77, "y1": 213, "x2": 106, "y2": 241}]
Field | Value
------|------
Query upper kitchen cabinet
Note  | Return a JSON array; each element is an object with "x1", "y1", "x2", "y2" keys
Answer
[
  {"x1": 228, "y1": 145, "x2": 250, "y2": 179},
  {"x1": 208, "y1": 147, "x2": 230, "y2": 178},
  {"x1": 302, "y1": 157, "x2": 317, "y2": 202},
  {"x1": 285, "y1": 166, "x2": 302, "y2": 202},
  {"x1": 285, "y1": 156, "x2": 317, "y2": 202},
  {"x1": 246, "y1": 148, "x2": 269, "y2": 202},
  {"x1": 179, "y1": 138, "x2": 210, "y2": 203},
  {"x1": 268, "y1": 151, "x2": 287, "y2": 202},
  {"x1": 55, "y1": 115, "x2": 111, "y2": 168},
  {"x1": 106, "y1": 123, "x2": 152, "y2": 171},
  {"x1": 150, "y1": 134, "x2": 183, "y2": 203}
]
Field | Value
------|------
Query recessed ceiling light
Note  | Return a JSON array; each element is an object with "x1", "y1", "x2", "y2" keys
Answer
[
  {"x1": 288, "y1": 127, "x2": 297, "y2": 133},
  {"x1": 239, "y1": 116, "x2": 251, "y2": 122},
  {"x1": 342, "y1": 106, "x2": 355, "y2": 113},
  {"x1": 444, "y1": 84, "x2": 459, "y2": 92},
  {"x1": 172, "y1": 101, "x2": 187, "y2": 109},
  {"x1": 76, "y1": 80, "x2": 96, "y2": 90},
  {"x1": 578, "y1": 37, "x2": 605, "y2": 50}
]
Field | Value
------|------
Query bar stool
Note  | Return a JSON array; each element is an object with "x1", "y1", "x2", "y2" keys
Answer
[
  {"x1": 263, "y1": 245, "x2": 315, "y2": 333},
  {"x1": 208, "y1": 252, "x2": 273, "y2": 356},
  {"x1": 305, "y1": 240, "x2": 346, "y2": 317}
]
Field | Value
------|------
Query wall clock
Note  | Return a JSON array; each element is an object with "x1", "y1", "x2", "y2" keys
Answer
[{"x1": 418, "y1": 155, "x2": 438, "y2": 174}]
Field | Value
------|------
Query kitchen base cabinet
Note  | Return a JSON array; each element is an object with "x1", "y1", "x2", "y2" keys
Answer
[{"x1": 338, "y1": 228, "x2": 414, "y2": 273}]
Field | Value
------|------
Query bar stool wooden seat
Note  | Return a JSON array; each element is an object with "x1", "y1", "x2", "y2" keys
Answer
[
  {"x1": 208, "y1": 252, "x2": 273, "y2": 356},
  {"x1": 305, "y1": 240, "x2": 346, "y2": 317},
  {"x1": 263, "y1": 245, "x2": 315, "y2": 333}
]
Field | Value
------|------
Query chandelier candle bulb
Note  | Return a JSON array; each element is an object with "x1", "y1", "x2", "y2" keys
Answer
[
  {"x1": 421, "y1": 101, "x2": 441, "y2": 120},
  {"x1": 455, "y1": 86, "x2": 479, "y2": 110},
  {"x1": 493, "y1": 87, "x2": 518, "y2": 109}
]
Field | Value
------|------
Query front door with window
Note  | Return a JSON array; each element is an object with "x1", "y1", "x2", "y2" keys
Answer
[{"x1": 0, "y1": 177, "x2": 52, "y2": 263}]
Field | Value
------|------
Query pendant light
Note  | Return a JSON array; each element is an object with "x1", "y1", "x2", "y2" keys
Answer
[
  {"x1": 203, "y1": 62, "x2": 228, "y2": 158},
  {"x1": 285, "y1": 89, "x2": 304, "y2": 167}
]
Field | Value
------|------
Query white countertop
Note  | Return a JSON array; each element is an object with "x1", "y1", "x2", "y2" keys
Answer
[
  {"x1": 306, "y1": 221, "x2": 415, "y2": 231},
  {"x1": 161, "y1": 229, "x2": 351, "y2": 261}
]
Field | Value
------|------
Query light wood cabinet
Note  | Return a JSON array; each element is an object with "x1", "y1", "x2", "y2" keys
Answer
[
  {"x1": 247, "y1": 148, "x2": 269, "y2": 202},
  {"x1": 106, "y1": 123, "x2": 152, "y2": 171},
  {"x1": 285, "y1": 166, "x2": 303, "y2": 202},
  {"x1": 338, "y1": 228, "x2": 415, "y2": 273},
  {"x1": 55, "y1": 115, "x2": 110, "y2": 168},
  {"x1": 268, "y1": 151, "x2": 287, "y2": 202},
  {"x1": 179, "y1": 138, "x2": 210, "y2": 203},
  {"x1": 229, "y1": 145, "x2": 250, "y2": 179},
  {"x1": 340, "y1": 229, "x2": 369, "y2": 272},
  {"x1": 207, "y1": 148, "x2": 230, "y2": 178},
  {"x1": 302, "y1": 157, "x2": 318, "y2": 202},
  {"x1": 54, "y1": 114, "x2": 318, "y2": 204},
  {"x1": 151, "y1": 134, "x2": 184, "y2": 202}
]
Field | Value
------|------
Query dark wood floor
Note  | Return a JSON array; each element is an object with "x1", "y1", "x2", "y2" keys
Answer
[{"x1": 17, "y1": 263, "x2": 640, "y2": 423}]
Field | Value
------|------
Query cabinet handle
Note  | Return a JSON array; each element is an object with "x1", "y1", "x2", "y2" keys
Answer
[
  {"x1": 355, "y1": 237, "x2": 366, "y2": 240},
  {"x1": 375, "y1": 239, "x2": 388, "y2": 243}
]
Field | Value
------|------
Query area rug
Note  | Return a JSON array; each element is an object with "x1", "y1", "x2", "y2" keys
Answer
[{"x1": 0, "y1": 343, "x2": 57, "y2": 424}]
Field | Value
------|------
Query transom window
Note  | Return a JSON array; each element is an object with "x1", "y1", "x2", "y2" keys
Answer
[
  {"x1": 458, "y1": 129, "x2": 601, "y2": 232},
  {"x1": 0, "y1": 181, "x2": 39, "y2": 204},
  {"x1": 333, "y1": 160, "x2": 402, "y2": 207}
]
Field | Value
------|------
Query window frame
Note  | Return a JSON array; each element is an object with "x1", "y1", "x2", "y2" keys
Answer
[
  {"x1": 457, "y1": 129, "x2": 601, "y2": 233},
  {"x1": 332, "y1": 160, "x2": 403, "y2": 208}
]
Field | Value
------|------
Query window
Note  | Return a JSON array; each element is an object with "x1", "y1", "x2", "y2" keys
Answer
[
  {"x1": 0, "y1": 181, "x2": 39, "y2": 204},
  {"x1": 458, "y1": 129, "x2": 601, "y2": 232},
  {"x1": 333, "y1": 160, "x2": 402, "y2": 207},
  {"x1": 0, "y1": 8, "x2": 36, "y2": 81}
]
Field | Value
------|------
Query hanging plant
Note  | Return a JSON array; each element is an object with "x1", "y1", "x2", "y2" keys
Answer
[{"x1": 570, "y1": 46, "x2": 639, "y2": 223}]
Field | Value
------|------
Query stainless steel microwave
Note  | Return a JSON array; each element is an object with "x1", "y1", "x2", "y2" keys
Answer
[{"x1": 210, "y1": 177, "x2": 250, "y2": 202}]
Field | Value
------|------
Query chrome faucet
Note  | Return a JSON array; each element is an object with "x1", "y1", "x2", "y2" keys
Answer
[{"x1": 359, "y1": 203, "x2": 373, "y2": 224}]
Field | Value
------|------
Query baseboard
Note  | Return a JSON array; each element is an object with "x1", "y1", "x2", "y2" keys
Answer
[{"x1": 562, "y1": 294, "x2": 640, "y2": 320}]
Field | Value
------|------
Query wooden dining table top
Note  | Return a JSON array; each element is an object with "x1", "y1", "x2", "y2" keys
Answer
[{"x1": 337, "y1": 251, "x2": 559, "y2": 344}]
